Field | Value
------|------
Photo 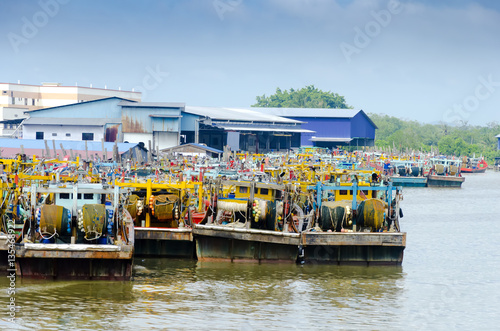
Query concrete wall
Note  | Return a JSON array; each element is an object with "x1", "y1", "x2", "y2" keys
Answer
[
  {"x1": 123, "y1": 132, "x2": 152, "y2": 146},
  {"x1": 155, "y1": 131, "x2": 178, "y2": 150},
  {"x1": 23, "y1": 124, "x2": 104, "y2": 141},
  {"x1": 0, "y1": 83, "x2": 141, "y2": 111}
]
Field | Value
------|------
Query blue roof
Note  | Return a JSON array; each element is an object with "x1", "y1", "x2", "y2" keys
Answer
[{"x1": 26, "y1": 97, "x2": 135, "y2": 114}]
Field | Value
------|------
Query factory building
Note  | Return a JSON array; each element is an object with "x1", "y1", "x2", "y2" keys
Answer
[
  {"x1": 14, "y1": 97, "x2": 377, "y2": 156},
  {"x1": 251, "y1": 108, "x2": 377, "y2": 148},
  {"x1": 0, "y1": 82, "x2": 140, "y2": 137}
]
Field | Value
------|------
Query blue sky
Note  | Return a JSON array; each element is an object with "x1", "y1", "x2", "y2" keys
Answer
[{"x1": 1, "y1": 0, "x2": 499, "y2": 126}]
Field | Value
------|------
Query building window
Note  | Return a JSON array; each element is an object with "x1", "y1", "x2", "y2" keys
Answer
[
  {"x1": 66, "y1": 133, "x2": 71, "y2": 137},
  {"x1": 32, "y1": 99, "x2": 35, "y2": 106},
  {"x1": 82, "y1": 133, "x2": 94, "y2": 141},
  {"x1": 24, "y1": 98, "x2": 27, "y2": 105},
  {"x1": 52, "y1": 133, "x2": 57, "y2": 137},
  {"x1": 36, "y1": 132, "x2": 44, "y2": 140}
]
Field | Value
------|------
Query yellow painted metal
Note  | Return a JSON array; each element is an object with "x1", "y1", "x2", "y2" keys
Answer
[{"x1": 115, "y1": 179, "x2": 205, "y2": 228}]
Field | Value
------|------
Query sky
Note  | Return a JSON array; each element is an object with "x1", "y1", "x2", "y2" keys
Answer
[{"x1": 1, "y1": 0, "x2": 499, "y2": 126}]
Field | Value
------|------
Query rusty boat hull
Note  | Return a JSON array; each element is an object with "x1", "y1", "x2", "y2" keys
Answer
[
  {"x1": 134, "y1": 227, "x2": 195, "y2": 258},
  {"x1": 301, "y1": 232, "x2": 406, "y2": 265},
  {"x1": 193, "y1": 224, "x2": 300, "y2": 263},
  {"x1": 427, "y1": 175, "x2": 465, "y2": 188},
  {"x1": 14, "y1": 243, "x2": 134, "y2": 280}
]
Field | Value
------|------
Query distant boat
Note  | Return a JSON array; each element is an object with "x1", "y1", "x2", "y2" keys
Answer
[
  {"x1": 427, "y1": 158, "x2": 465, "y2": 188},
  {"x1": 460, "y1": 157, "x2": 487, "y2": 173},
  {"x1": 389, "y1": 161, "x2": 428, "y2": 187}
]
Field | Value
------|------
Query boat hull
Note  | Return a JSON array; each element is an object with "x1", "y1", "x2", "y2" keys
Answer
[
  {"x1": 390, "y1": 176, "x2": 428, "y2": 187},
  {"x1": 14, "y1": 243, "x2": 134, "y2": 280},
  {"x1": 427, "y1": 175, "x2": 465, "y2": 187},
  {"x1": 460, "y1": 168, "x2": 486, "y2": 174},
  {"x1": 301, "y1": 232, "x2": 406, "y2": 265},
  {"x1": 0, "y1": 234, "x2": 11, "y2": 273},
  {"x1": 134, "y1": 227, "x2": 195, "y2": 258},
  {"x1": 193, "y1": 225, "x2": 300, "y2": 263}
]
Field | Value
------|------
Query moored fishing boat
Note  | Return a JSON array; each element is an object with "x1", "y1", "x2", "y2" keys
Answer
[
  {"x1": 118, "y1": 179, "x2": 203, "y2": 258},
  {"x1": 389, "y1": 161, "x2": 427, "y2": 187},
  {"x1": 426, "y1": 158, "x2": 465, "y2": 188},
  {"x1": 193, "y1": 179, "x2": 304, "y2": 262},
  {"x1": 301, "y1": 175, "x2": 406, "y2": 265},
  {"x1": 460, "y1": 157, "x2": 487, "y2": 173},
  {"x1": 14, "y1": 182, "x2": 134, "y2": 280}
]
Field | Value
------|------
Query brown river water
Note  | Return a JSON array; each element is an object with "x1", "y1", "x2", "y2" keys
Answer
[{"x1": 1, "y1": 171, "x2": 500, "y2": 330}]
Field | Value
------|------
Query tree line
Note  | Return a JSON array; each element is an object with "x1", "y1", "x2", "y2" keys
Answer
[
  {"x1": 252, "y1": 86, "x2": 500, "y2": 161},
  {"x1": 370, "y1": 113, "x2": 500, "y2": 161}
]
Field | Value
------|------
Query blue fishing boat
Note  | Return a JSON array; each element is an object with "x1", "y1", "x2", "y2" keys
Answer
[
  {"x1": 14, "y1": 183, "x2": 135, "y2": 280},
  {"x1": 389, "y1": 160, "x2": 427, "y2": 187},
  {"x1": 302, "y1": 179, "x2": 406, "y2": 265}
]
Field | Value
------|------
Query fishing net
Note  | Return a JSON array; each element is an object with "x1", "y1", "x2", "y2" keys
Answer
[
  {"x1": 82, "y1": 204, "x2": 106, "y2": 240},
  {"x1": 435, "y1": 164, "x2": 445, "y2": 175},
  {"x1": 218, "y1": 199, "x2": 247, "y2": 212},
  {"x1": 40, "y1": 205, "x2": 66, "y2": 236},
  {"x1": 125, "y1": 194, "x2": 144, "y2": 218},
  {"x1": 449, "y1": 165, "x2": 458, "y2": 176},
  {"x1": 320, "y1": 200, "x2": 351, "y2": 231},
  {"x1": 150, "y1": 194, "x2": 179, "y2": 221},
  {"x1": 356, "y1": 198, "x2": 387, "y2": 230}
]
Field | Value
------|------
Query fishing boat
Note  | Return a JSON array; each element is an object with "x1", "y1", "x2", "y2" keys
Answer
[
  {"x1": 301, "y1": 175, "x2": 406, "y2": 265},
  {"x1": 460, "y1": 157, "x2": 487, "y2": 173},
  {"x1": 389, "y1": 161, "x2": 427, "y2": 187},
  {"x1": 118, "y1": 179, "x2": 202, "y2": 258},
  {"x1": 193, "y1": 179, "x2": 305, "y2": 263},
  {"x1": 14, "y1": 182, "x2": 134, "y2": 280},
  {"x1": 426, "y1": 158, "x2": 465, "y2": 188}
]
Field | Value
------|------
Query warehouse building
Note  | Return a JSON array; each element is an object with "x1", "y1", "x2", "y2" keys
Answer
[{"x1": 251, "y1": 108, "x2": 377, "y2": 148}]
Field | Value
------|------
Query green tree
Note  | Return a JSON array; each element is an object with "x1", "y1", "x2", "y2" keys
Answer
[
  {"x1": 252, "y1": 85, "x2": 353, "y2": 109},
  {"x1": 371, "y1": 112, "x2": 500, "y2": 162}
]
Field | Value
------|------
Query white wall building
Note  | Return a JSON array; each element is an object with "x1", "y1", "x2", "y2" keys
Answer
[{"x1": 0, "y1": 82, "x2": 141, "y2": 137}]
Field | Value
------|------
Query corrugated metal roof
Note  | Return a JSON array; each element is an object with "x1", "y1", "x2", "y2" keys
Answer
[
  {"x1": 250, "y1": 107, "x2": 362, "y2": 118},
  {"x1": 119, "y1": 101, "x2": 185, "y2": 108},
  {"x1": 184, "y1": 106, "x2": 302, "y2": 124},
  {"x1": 27, "y1": 97, "x2": 134, "y2": 114},
  {"x1": 214, "y1": 124, "x2": 314, "y2": 133},
  {"x1": 23, "y1": 118, "x2": 121, "y2": 126},
  {"x1": 0, "y1": 138, "x2": 139, "y2": 152},
  {"x1": 310, "y1": 137, "x2": 353, "y2": 142},
  {"x1": 160, "y1": 143, "x2": 223, "y2": 154},
  {"x1": 149, "y1": 114, "x2": 182, "y2": 118}
]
